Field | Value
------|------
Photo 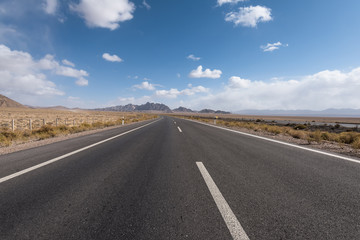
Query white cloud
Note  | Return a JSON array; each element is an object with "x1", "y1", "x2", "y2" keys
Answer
[
  {"x1": 62, "y1": 59, "x2": 75, "y2": 67},
  {"x1": 68, "y1": 96, "x2": 80, "y2": 100},
  {"x1": 43, "y1": 0, "x2": 58, "y2": 15},
  {"x1": 217, "y1": 0, "x2": 246, "y2": 6},
  {"x1": 70, "y1": 0, "x2": 135, "y2": 30},
  {"x1": 133, "y1": 81, "x2": 155, "y2": 90},
  {"x1": 187, "y1": 54, "x2": 201, "y2": 61},
  {"x1": 225, "y1": 5, "x2": 272, "y2": 27},
  {"x1": 142, "y1": 0, "x2": 151, "y2": 10},
  {"x1": 0, "y1": 44, "x2": 88, "y2": 99},
  {"x1": 177, "y1": 73, "x2": 181, "y2": 78},
  {"x1": 0, "y1": 45, "x2": 34, "y2": 75},
  {"x1": 75, "y1": 78, "x2": 89, "y2": 86},
  {"x1": 38, "y1": 54, "x2": 89, "y2": 81},
  {"x1": 155, "y1": 85, "x2": 209, "y2": 98},
  {"x1": 56, "y1": 66, "x2": 88, "y2": 79},
  {"x1": 115, "y1": 97, "x2": 136, "y2": 104},
  {"x1": 261, "y1": 42, "x2": 287, "y2": 52},
  {"x1": 188, "y1": 67, "x2": 360, "y2": 111},
  {"x1": 181, "y1": 85, "x2": 209, "y2": 96},
  {"x1": 189, "y1": 65, "x2": 222, "y2": 79},
  {"x1": 0, "y1": 71, "x2": 64, "y2": 96},
  {"x1": 102, "y1": 53, "x2": 123, "y2": 62},
  {"x1": 155, "y1": 88, "x2": 180, "y2": 98},
  {"x1": 228, "y1": 76, "x2": 251, "y2": 88}
]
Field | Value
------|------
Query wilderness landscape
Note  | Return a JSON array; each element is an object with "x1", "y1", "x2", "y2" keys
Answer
[
  {"x1": 0, "y1": 94, "x2": 157, "y2": 147},
  {"x1": 1, "y1": 93, "x2": 359, "y2": 158},
  {"x1": 2, "y1": 1, "x2": 360, "y2": 239}
]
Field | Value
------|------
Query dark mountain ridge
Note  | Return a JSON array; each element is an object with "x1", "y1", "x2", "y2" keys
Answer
[
  {"x1": 95, "y1": 102, "x2": 172, "y2": 112},
  {"x1": 95, "y1": 102, "x2": 232, "y2": 114},
  {"x1": 199, "y1": 109, "x2": 231, "y2": 114},
  {"x1": 172, "y1": 106, "x2": 193, "y2": 112}
]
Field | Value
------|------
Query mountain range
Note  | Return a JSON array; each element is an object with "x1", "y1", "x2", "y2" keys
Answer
[
  {"x1": 94, "y1": 102, "x2": 172, "y2": 112},
  {"x1": 95, "y1": 102, "x2": 231, "y2": 114},
  {"x1": 1, "y1": 94, "x2": 359, "y2": 117}
]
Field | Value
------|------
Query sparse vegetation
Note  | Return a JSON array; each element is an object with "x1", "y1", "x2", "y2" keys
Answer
[
  {"x1": 294, "y1": 124, "x2": 307, "y2": 130},
  {"x1": 352, "y1": 138, "x2": 360, "y2": 149},
  {"x1": 0, "y1": 109, "x2": 157, "y2": 147},
  {"x1": 182, "y1": 115, "x2": 360, "y2": 151}
]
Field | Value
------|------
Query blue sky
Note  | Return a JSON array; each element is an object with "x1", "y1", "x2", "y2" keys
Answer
[{"x1": 0, "y1": 0, "x2": 360, "y2": 111}]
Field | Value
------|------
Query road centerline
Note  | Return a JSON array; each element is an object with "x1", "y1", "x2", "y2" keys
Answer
[
  {"x1": 0, "y1": 119, "x2": 160, "y2": 184},
  {"x1": 177, "y1": 126, "x2": 182, "y2": 133},
  {"x1": 196, "y1": 162, "x2": 250, "y2": 240}
]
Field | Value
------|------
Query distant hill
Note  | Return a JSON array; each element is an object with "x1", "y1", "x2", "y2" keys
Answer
[
  {"x1": 0, "y1": 94, "x2": 27, "y2": 108},
  {"x1": 98, "y1": 104, "x2": 137, "y2": 112},
  {"x1": 172, "y1": 106, "x2": 193, "y2": 112},
  {"x1": 41, "y1": 106, "x2": 71, "y2": 111},
  {"x1": 136, "y1": 102, "x2": 171, "y2": 112},
  {"x1": 95, "y1": 102, "x2": 172, "y2": 113},
  {"x1": 199, "y1": 109, "x2": 231, "y2": 114},
  {"x1": 26, "y1": 105, "x2": 83, "y2": 111}
]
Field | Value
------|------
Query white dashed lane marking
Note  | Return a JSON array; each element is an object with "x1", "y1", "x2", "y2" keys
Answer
[{"x1": 196, "y1": 162, "x2": 250, "y2": 240}]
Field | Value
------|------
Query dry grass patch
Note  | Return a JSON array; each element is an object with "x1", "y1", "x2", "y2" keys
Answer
[
  {"x1": 0, "y1": 108, "x2": 157, "y2": 147},
  {"x1": 352, "y1": 138, "x2": 360, "y2": 149}
]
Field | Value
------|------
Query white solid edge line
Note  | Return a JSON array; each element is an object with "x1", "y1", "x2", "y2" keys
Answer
[
  {"x1": 196, "y1": 162, "x2": 250, "y2": 240},
  {"x1": 0, "y1": 119, "x2": 160, "y2": 184},
  {"x1": 186, "y1": 119, "x2": 360, "y2": 164},
  {"x1": 177, "y1": 126, "x2": 182, "y2": 132}
]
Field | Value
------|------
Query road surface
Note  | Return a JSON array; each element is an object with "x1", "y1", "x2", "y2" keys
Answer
[{"x1": 1, "y1": 116, "x2": 360, "y2": 239}]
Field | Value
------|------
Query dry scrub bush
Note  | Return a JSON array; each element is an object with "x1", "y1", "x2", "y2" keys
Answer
[
  {"x1": 0, "y1": 134, "x2": 10, "y2": 146},
  {"x1": 339, "y1": 132, "x2": 359, "y2": 144},
  {"x1": 264, "y1": 125, "x2": 282, "y2": 135},
  {"x1": 105, "y1": 121, "x2": 116, "y2": 127},
  {"x1": 288, "y1": 130, "x2": 307, "y2": 139},
  {"x1": 308, "y1": 130, "x2": 322, "y2": 143},
  {"x1": 352, "y1": 138, "x2": 360, "y2": 149},
  {"x1": 0, "y1": 131, "x2": 15, "y2": 146},
  {"x1": 294, "y1": 124, "x2": 307, "y2": 130},
  {"x1": 33, "y1": 125, "x2": 57, "y2": 140}
]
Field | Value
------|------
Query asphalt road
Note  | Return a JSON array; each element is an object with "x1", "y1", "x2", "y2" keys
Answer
[{"x1": 1, "y1": 116, "x2": 360, "y2": 239}]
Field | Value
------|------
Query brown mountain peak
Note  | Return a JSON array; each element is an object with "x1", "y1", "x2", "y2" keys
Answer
[{"x1": 0, "y1": 94, "x2": 27, "y2": 108}]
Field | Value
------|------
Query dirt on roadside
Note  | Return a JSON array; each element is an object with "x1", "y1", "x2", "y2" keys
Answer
[{"x1": 201, "y1": 121, "x2": 360, "y2": 159}]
